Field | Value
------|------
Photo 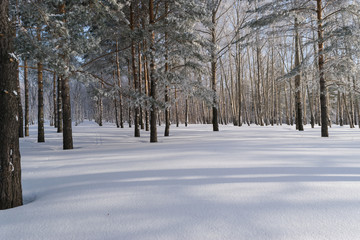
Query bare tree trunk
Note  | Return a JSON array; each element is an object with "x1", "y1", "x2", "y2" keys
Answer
[
  {"x1": 149, "y1": 0, "x2": 157, "y2": 142},
  {"x1": 143, "y1": 42, "x2": 149, "y2": 131},
  {"x1": 164, "y1": 9, "x2": 170, "y2": 136},
  {"x1": 175, "y1": 87, "x2": 179, "y2": 127},
  {"x1": 294, "y1": 17, "x2": 304, "y2": 131},
  {"x1": 317, "y1": 0, "x2": 328, "y2": 137},
  {"x1": 307, "y1": 85, "x2": 315, "y2": 128},
  {"x1": 62, "y1": 76, "x2": 73, "y2": 149},
  {"x1": 256, "y1": 45, "x2": 264, "y2": 126},
  {"x1": 53, "y1": 73, "x2": 57, "y2": 128},
  {"x1": 17, "y1": 66, "x2": 24, "y2": 137},
  {"x1": 115, "y1": 41, "x2": 124, "y2": 128},
  {"x1": 0, "y1": 0, "x2": 23, "y2": 209},
  {"x1": 211, "y1": 7, "x2": 219, "y2": 131},
  {"x1": 37, "y1": 62, "x2": 45, "y2": 142},
  {"x1": 343, "y1": 93, "x2": 354, "y2": 128},
  {"x1": 57, "y1": 77, "x2": 63, "y2": 133},
  {"x1": 138, "y1": 43, "x2": 144, "y2": 130},
  {"x1": 130, "y1": 2, "x2": 140, "y2": 137},
  {"x1": 59, "y1": 3, "x2": 73, "y2": 149},
  {"x1": 114, "y1": 98, "x2": 120, "y2": 128},
  {"x1": 284, "y1": 84, "x2": 290, "y2": 125},
  {"x1": 185, "y1": 97, "x2": 189, "y2": 127},
  {"x1": 98, "y1": 82, "x2": 103, "y2": 126},
  {"x1": 236, "y1": 43, "x2": 243, "y2": 126},
  {"x1": 24, "y1": 60, "x2": 29, "y2": 136}
]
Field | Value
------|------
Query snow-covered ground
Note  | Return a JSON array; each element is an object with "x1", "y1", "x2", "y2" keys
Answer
[{"x1": 2, "y1": 121, "x2": 360, "y2": 240}]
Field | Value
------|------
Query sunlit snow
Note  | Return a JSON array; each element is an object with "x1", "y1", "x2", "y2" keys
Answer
[{"x1": 1, "y1": 122, "x2": 360, "y2": 240}]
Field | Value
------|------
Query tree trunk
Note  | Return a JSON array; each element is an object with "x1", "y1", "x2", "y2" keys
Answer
[
  {"x1": 164, "y1": 7, "x2": 170, "y2": 136},
  {"x1": 17, "y1": 66, "x2": 24, "y2": 137},
  {"x1": 175, "y1": 87, "x2": 179, "y2": 127},
  {"x1": 37, "y1": 62, "x2": 45, "y2": 142},
  {"x1": 138, "y1": 44, "x2": 144, "y2": 130},
  {"x1": 62, "y1": 77, "x2": 73, "y2": 149},
  {"x1": 115, "y1": 41, "x2": 124, "y2": 128},
  {"x1": 149, "y1": 0, "x2": 157, "y2": 142},
  {"x1": 130, "y1": 2, "x2": 140, "y2": 137},
  {"x1": 307, "y1": 85, "x2": 315, "y2": 128},
  {"x1": 57, "y1": 77, "x2": 63, "y2": 133},
  {"x1": 294, "y1": 17, "x2": 304, "y2": 131},
  {"x1": 143, "y1": 46, "x2": 149, "y2": 131},
  {"x1": 317, "y1": 0, "x2": 328, "y2": 137},
  {"x1": 114, "y1": 98, "x2": 120, "y2": 128},
  {"x1": 343, "y1": 93, "x2": 354, "y2": 128},
  {"x1": 53, "y1": 73, "x2": 57, "y2": 128},
  {"x1": 0, "y1": 0, "x2": 23, "y2": 209},
  {"x1": 211, "y1": 8, "x2": 219, "y2": 131},
  {"x1": 24, "y1": 60, "x2": 29, "y2": 136},
  {"x1": 59, "y1": 2, "x2": 73, "y2": 149},
  {"x1": 185, "y1": 97, "x2": 189, "y2": 127},
  {"x1": 98, "y1": 82, "x2": 103, "y2": 126}
]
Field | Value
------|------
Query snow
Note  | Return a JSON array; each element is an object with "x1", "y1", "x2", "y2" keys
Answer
[{"x1": 2, "y1": 122, "x2": 360, "y2": 240}]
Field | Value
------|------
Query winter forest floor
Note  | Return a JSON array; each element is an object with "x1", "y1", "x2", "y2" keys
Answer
[{"x1": 2, "y1": 122, "x2": 360, "y2": 240}]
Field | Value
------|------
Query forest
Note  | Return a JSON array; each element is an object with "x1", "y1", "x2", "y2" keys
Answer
[{"x1": 1, "y1": 0, "x2": 360, "y2": 222}]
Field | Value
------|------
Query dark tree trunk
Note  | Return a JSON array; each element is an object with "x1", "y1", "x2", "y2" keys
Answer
[
  {"x1": 149, "y1": 0, "x2": 157, "y2": 142},
  {"x1": 24, "y1": 60, "x2": 29, "y2": 136},
  {"x1": 185, "y1": 97, "x2": 189, "y2": 127},
  {"x1": 211, "y1": 8, "x2": 219, "y2": 132},
  {"x1": 130, "y1": 2, "x2": 140, "y2": 137},
  {"x1": 317, "y1": 0, "x2": 328, "y2": 137},
  {"x1": 114, "y1": 98, "x2": 120, "y2": 128},
  {"x1": 57, "y1": 77, "x2": 63, "y2": 133},
  {"x1": 62, "y1": 77, "x2": 73, "y2": 149},
  {"x1": 53, "y1": 73, "x2": 57, "y2": 128},
  {"x1": 175, "y1": 87, "x2": 179, "y2": 127},
  {"x1": 164, "y1": 86, "x2": 170, "y2": 135},
  {"x1": 115, "y1": 41, "x2": 124, "y2": 128},
  {"x1": 294, "y1": 17, "x2": 304, "y2": 131},
  {"x1": 0, "y1": 0, "x2": 23, "y2": 209},
  {"x1": 142, "y1": 40, "x2": 150, "y2": 132},
  {"x1": 17, "y1": 66, "x2": 24, "y2": 137},
  {"x1": 97, "y1": 82, "x2": 103, "y2": 126},
  {"x1": 37, "y1": 62, "x2": 45, "y2": 142},
  {"x1": 138, "y1": 43, "x2": 144, "y2": 130},
  {"x1": 59, "y1": 2, "x2": 73, "y2": 149},
  {"x1": 164, "y1": 2, "x2": 170, "y2": 137}
]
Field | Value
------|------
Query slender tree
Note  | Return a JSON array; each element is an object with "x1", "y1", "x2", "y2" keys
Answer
[
  {"x1": 294, "y1": 16, "x2": 304, "y2": 131},
  {"x1": 24, "y1": 60, "x2": 29, "y2": 136},
  {"x1": 316, "y1": 0, "x2": 328, "y2": 137}
]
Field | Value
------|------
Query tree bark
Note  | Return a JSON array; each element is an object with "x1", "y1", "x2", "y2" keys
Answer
[
  {"x1": 164, "y1": 3, "x2": 170, "y2": 136},
  {"x1": 24, "y1": 60, "x2": 29, "y2": 136},
  {"x1": 37, "y1": 62, "x2": 45, "y2": 142},
  {"x1": 211, "y1": 7, "x2": 219, "y2": 131},
  {"x1": 17, "y1": 66, "x2": 24, "y2": 137},
  {"x1": 114, "y1": 41, "x2": 124, "y2": 128},
  {"x1": 57, "y1": 77, "x2": 63, "y2": 133},
  {"x1": 138, "y1": 43, "x2": 144, "y2": 130},
  {"x1": 175, "y1": 86, "x2": 179, "y2": 127},
  {"x1": 294, "y1": 17, "x2": 304, "y2": 131},
  {"x1": 130, "y1": 2, "x2": 140, "y2": 137},
  {"x1": 62, "y1": 77, "x2": 73, "y2": 149},
  {"x1": 0, "y1": 0, "x2": 23, "y2": 209},
  {"x1": 149, "y1": 0, "x2": 157, "y2": 142},
  {"x1": 143, "y1": 42, "x2": 150, "y2": 131},
  {"x1": 317, "y1": 0, "x2": 328, "y2": 137},
  {"x1": 53, "y1": 73, "x2": 57, "y2": 128}
]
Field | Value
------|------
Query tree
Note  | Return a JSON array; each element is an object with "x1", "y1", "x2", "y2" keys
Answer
[
  {"x1": 316, "y1": 0, "x2": 328, "y2": 137},
  {"x1": 0, "y1": 0, "x2": 23, "y2": 209}
]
